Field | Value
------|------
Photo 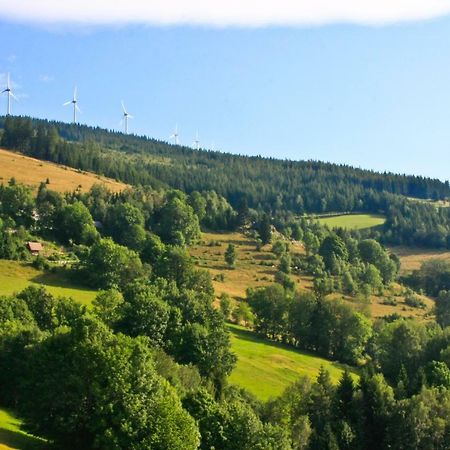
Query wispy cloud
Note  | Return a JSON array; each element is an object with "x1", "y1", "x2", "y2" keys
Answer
[
  {"x1": 39, "y1": 74, "x2": 54, "y2": 83},
  {"x1": 0, "y1": 73, "x2": 28, "y2": 100},
  {"x1": 1, "y1": 0, "x2": 450, "y2": 27}
]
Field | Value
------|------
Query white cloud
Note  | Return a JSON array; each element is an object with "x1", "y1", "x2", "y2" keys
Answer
[
  {"x1": 39, "y1": 74, "x2": 54, "y2": 83},
  {"x1": 1, "y1": 0, "x2": 450, "y2": 27}
]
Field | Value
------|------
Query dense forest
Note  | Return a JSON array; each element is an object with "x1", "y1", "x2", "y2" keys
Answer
[
  {"x1": 1, "y1": 177, "x2": 450, "y2": 449},
  {"x1": 1, "y1": 116, "x2": 450, "y2": 248}
]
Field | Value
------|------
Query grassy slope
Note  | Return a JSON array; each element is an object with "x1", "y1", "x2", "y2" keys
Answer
[
  {"x1": 0, "y1": 148, "x2": 127, "y2": 193},
  {"x1": 228, "y1": 324, "x2": 356, "y2": 401},
  {"x1": 191, "y1": 232, "x2": 434, "y2": 321},
  {"x1": 0, "y1": 409, "x2": 45, "y2": 450},
  {"x1": 190, "y1": 232, "x2": 312, "y2": 301},
  {"x1": 317, "y1": 214, "x2": 386, "y2": 230},
  {"x1": 0, "y1": 260, "x2": 97, "y2": 305}
]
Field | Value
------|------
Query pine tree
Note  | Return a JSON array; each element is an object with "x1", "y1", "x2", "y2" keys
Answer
[{"x1": 225, "y1": 243, "x2": 237, "y2": 268}]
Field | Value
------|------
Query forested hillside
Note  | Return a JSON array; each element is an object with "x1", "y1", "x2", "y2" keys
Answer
[
  {"x1": 1, "y1": 128, "x2": 450, "y2": 448},
  {"x1": 1, "y1": 116, "x2": 450, "y2": 249}
]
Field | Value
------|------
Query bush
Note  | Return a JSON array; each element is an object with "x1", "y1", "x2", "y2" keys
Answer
[
  {"x1": 404, "y1": 294, "x2": 426, "y2": 309},
  {"x1": 32, "y1": 255, "x2": 50, "y2": 271},
  {"x1": 382, "y1": 297, "x2": 397, "y2": 306}
]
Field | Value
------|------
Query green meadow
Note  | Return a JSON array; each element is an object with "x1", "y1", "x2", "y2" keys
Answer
[
  {"x1": 228, "y1": 324, "x2": 357, "y2": 401},
  {"x1": 317, "y1": 213, "x2": 385, "y2": 230},
  {"x1": 0, "y1": 408, "x2": 46, "y2": 450},
  {"x1": 0, "y1": 260, "x2": 97, "y2": 305}
]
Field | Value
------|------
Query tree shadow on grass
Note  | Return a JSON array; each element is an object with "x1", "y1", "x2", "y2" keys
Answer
[
  {"x1": 227, "y1": 324, "x2": 358, "y2": 376},
  {"x1": 29, "y1": 272, "x2": 93, "y2": 294},
  {"x1": 0, "y1": 428, "x2": 46, "y2": 450}
]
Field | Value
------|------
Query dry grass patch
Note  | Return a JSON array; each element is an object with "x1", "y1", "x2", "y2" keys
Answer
[
  {"x1": 0, "y1": 148, "x2": 127, "y2": 193},
  {"x1": 390, "y1": 246, "x2": 450, "y2": 275},
  {"x1": 190, "y1": 232, "x2": 311, "y2": 300}
]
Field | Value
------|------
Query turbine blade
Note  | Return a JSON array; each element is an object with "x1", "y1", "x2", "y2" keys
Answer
[
  {"x1": 10, "y1": 92, "x2": 19, "y2": 101},
  {"x1": 121, "y1": 100, "x2": 127, "y2": 114},
  {"x1": 75, "y1": 105, "x2": 82, "y2": 113},
  {"x1": 63, "y1": 101, "x2": 72, "y2": 106},
  {"x1": 73, "y1": 86, "x2": 77, "y2": 101},
  {"x1": 128, "y1": 114, "x2": 134, "y2": 119}
]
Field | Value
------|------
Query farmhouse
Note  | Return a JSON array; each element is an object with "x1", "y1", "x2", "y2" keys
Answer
[{"x1": 27, "y1": 241, "x2": 43, "y2": 256}]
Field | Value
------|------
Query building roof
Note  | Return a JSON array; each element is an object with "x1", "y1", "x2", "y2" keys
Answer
[{"x1": 27, "y1": 242, "x2": 43, "y2": 252}]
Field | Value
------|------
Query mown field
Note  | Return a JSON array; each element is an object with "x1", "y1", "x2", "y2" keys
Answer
[
  {"x1": 0, "y1": 148, "x2": 127, "y2": 193},
  {"x1": 0, "y1": 409, "x2": 45, "y2": 450},
  {"x1": 390, "y1": 246, "x2": 450, "y2": 275},
  {"x1": 317, "y1": 213, "x2": 386, "y2": 230},
  {"x1": 228, "y1": 324, "x2": 356, "y2": 400},
  {"x1": 0, "y1": 260, "x2": 97, "y2": 305}
]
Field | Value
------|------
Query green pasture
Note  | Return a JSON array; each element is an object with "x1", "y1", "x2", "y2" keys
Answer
[
  {"x1": 0, "y1": 260, "x2": 97, "y2": 305},
  {"x1": 317, "y1": 214, "x2": 385, "y2": 230},
  {"x1": 228, "y1": 324, "x2": 357, "y2": 401},
  {"x1": 0, "y1": 408, "x2": 46, "y2": 450}
]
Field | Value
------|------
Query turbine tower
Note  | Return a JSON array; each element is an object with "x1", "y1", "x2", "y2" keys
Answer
[
  {"x1": 2, "y1": 73, "x2": 18, "y2": 115},
  {"x1": 63, "y1": 87, "x2": 81, "y2": 123},
  {"x1": 193, "y1": 130, "x2": 200, "y2": 150},
  {"x1": 121, "y1": 101, "x2": 133, "y2": 134},
  {"x1": 169, "y1": 124, "x2": 179, "y2": 145}
]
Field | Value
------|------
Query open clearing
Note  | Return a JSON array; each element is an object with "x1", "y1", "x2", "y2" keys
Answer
[
  {"x1": 0, "y1": 260, "x2": 97, "y2": 305},
  {"x1": 0, "y1": 408, "x2": 45, "y2": 450},
  {"x1": 191, "y1": 232, "x2": 434, "y2": 321},
  {"x1": 190, "y1": 232, "x2": 312, "y2": 301},
  {"x1": 317, "y1": 214, "x2": 386, "y2": 230},
  {"x1": 0, "y1": 148, "x2": 127, "y2": 193},
  {"x1": 390, "y1": 246, "x2": 450, "y2": 275},
  {"x1": 228, "y1": 324, "x2": 356, "y2": 401}
]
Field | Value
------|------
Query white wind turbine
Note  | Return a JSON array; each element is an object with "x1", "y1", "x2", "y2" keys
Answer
[
  {"x1": 169, "y1": 124, "x2": 179, "y2": 145},
  {"x1": 193, "y1": 130, "x2": 200, "y2": 150},
  {"x1": 121, "y1": 101, "x2": 133, "y2": 134},
  {"x1": 2, "y1": 73, "x2": 18, "y2": 115},
  {"x1": 63, "y1": 87, "x2": 81, "y2": 123}
]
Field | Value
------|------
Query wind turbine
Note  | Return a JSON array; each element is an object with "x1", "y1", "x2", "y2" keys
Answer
[
  {"x1": 121, "y1": 101, "x2": 133, "y2": 134},
  {"x1": 2, "y1": 73, "x2": 18, "y2": 115},
  {"x1": 193, "y1": 130, "x2": 200, "y2": 150},
  {"x1": 63, "y1": 87, "x2": 81, "y2": 123},
  {"x1": 169, "y1": 124, "x2": 179, "y2": 145}
]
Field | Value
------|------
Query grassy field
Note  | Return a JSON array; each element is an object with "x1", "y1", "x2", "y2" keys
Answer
[
  {"x1": 390, "y1": 246, "x2": 450, "y2": 275},
  {"x1": 191, "y1": 232, "x2": 435, "y2": 321},
  {"x1": 228, "y1": 324, "x2": 356, "y2": 400},
  {"x1": 190, "y1": 232, "x2": 312, "y2": 301},
  {"x1": 0, "y1": 409, "x2": 46, "y2": 450},
  {"x1": 317, "y1": 214, "x2": 386, "y2": 230},
  {"x1": 0, "y1": 260, "x2": 97, "y2": 305},
  {"x1": 0, "y1": 148, "x2": 127, "y2": 193}
]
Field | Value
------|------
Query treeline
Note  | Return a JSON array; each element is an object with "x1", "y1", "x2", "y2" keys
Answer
[
  {"x1": 2, "y1": 116, "x2": 450, "y2": 248},
  {"x1": 248, "y1": 285, "x2": 372, "y2": 364},
  {"x1": 2, "y1": 116, "x2": 450, "y2": 211}
]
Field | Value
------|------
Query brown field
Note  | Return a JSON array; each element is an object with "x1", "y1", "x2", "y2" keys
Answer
[
  {"x1": 191, "y1": 232, "x2": 436, "y2": 321},
  {"x1": 390, "y1": 246, "x2": 450, "y2": 275},
  {"x1": 0, "y1": 148, "x2": 128, "y2": 193},
  {"x1": 190, "y1": 232, "x2": 312, "y2": 301}
]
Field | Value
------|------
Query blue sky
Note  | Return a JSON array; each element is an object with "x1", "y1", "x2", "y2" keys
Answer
[{"x1": 2, "y1": 5, "x2": 450, "y2": 181}]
